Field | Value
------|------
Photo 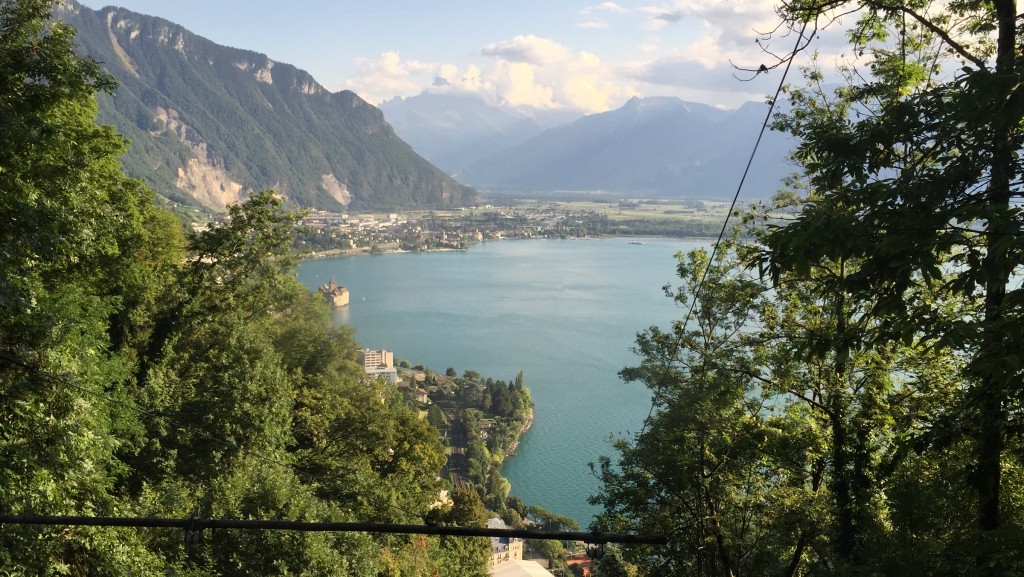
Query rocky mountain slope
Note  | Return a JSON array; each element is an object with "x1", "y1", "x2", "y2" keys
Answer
[{"x1": 58, "y1": 1, "x2": 477, "y2": 211}]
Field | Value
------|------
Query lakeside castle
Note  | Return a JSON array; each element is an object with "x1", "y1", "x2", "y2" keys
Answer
[{"x1": 318, "y1": 278, "x2": 350, "y2": 307}]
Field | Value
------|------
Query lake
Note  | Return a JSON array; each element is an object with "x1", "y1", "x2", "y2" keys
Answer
[{"x1": 296, "y1": 237, "x2": 705, "y2": 526}]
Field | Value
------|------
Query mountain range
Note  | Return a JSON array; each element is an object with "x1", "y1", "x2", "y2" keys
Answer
[
  {"x1": 59, "y1": 1, "x2": 477, "y2": 211},
  {"x1": 378, "y1": 92, "x2": 581, "y2": 179},
  {"x1": 61, "y1": 1, "x2": 795, "y2": 210},
  {"x1": 381, "y1": 94, "x2": 797, "y2": 199}
]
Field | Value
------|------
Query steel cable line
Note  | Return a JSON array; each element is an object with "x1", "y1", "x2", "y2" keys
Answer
[
  {"x1": 0, "y1": 353, "x2": 668, "y2": 544},
  {"x1": 0, "y1": 514, "x2": 667, "y2": 546},
  {"x1": 638, "y1": 19, "x2": 810, "y2": 438}
]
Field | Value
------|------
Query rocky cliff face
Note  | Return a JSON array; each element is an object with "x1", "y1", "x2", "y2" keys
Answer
[
  {"x1": 143, "y1": 105, "x2": 245, "y2": 208},
  {"x1": 58, "y1": 1, "x2": 477, "y2": 211}
]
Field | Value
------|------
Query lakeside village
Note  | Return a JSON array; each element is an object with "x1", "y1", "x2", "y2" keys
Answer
[
  {"x1": 294, "y1": 199, "x2": 724, "y2": 258},
  {"x1": 331, "y1": 285, "x2": 590, "y2": 576}
]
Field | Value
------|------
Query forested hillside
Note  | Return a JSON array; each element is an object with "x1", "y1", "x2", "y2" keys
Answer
[
  {"x1": 0, "y1": 3, "x2": 487, "y2": 574},
  {"x1": 56, "y1": 0, "x2": 477, "y2": 211}
]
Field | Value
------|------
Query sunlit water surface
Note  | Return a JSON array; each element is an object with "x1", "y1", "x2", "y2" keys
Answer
[{"x1": 297, "y1": 237, "x2": 704, "y2": 525}]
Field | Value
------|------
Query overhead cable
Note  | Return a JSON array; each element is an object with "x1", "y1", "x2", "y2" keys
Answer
[
  {"x1": 0, "y1": 514, "x2": 667, "y2": 546},
  {"x1": 639, "y1": 19, "x2": 810, "y2": 437}
]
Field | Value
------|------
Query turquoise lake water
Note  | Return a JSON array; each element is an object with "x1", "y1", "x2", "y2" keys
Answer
[{"x1": 296, "y1": 237, "x2": 706, "y2": 526}]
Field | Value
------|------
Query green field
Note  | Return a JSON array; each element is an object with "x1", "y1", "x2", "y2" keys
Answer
[
  {"x1": 332, "y1": 198, "x2": 733, "y2": 225},
  {"x1": 539, "y1": 199, "x2": 730, "y2": 223}
]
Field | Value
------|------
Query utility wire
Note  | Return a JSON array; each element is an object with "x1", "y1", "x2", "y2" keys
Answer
[
  {"x1": 638, "y1": 19, "x2": 810, "y2": 438},
  {"x1": 0, "y1": 514, "x2": 667, "y2": 546},
  {"x1": 1, "y1": 363, "x2": 669, "y2": 544}
]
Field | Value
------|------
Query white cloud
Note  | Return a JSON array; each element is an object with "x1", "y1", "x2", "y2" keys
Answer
[
  {"x1": 577, "y1": 2, "x2": 627, "y2": 31},
  {"x1": 632, "y1": 0, "x2": 818, "y2": 76},
  {"x1": 482, "y1": 35, "x2": 571, "y2": 65},
  {"x1": 640, "y1": 5, "x2": 685, "y2": 29},
  {"x1": 492, "y1": 61, "x2": 558, "y2": 108},
  {"x1": 477, "y1": 36, "x2": 636, "y2": 113},
  {"x1": 344, "y1": 51, "x2": 434, "y2": 104},
  {"x1": 344, "y1": 4, "x2": 843, "y2": 115},
  {"x1": 435, "y1": 63, "x2": 494, "y2": 94},
  {"x1": 595, "y1": 2, "x2": 627, "y2": 13},
  {"x1": 344, "y1": 31, "x2": 768, "y2": 114},
  {"x1": 580, "y1": 2, "x2": 627, "y2": 15},
  {"x1": 640, "y1": 0, "x2": 777, "y2": 40}
]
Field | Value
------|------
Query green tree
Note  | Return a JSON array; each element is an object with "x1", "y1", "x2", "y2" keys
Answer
[
  {"x1": 591, "y1": 547, "x2": 640, "y2": 577},
  {"x1": 762, "y1": 0, "x2": 1024, "y2": 570},
  {"x1": 0, "y1": 1, "x2": 175, "y2": 573},
  {"x1": 753, "y1": 193, "x2": 983, "y2": 572},
  {"x1": 592, "y1": 232, "x2": 974, "y2": 575},
  {"x1": 427, "y1": 404, "x2": 448, "y2": 429},
  {"x1": 502, "y1": 507, "x2": 524, "y2": 529},
  {"x1": 0, "y1": 4, "x2": 463, "y2": 575},
  {"x1": 506, "y1": 495, "x2": 528, "y2": 520},
  {"x1": 592, "y1": 245, "x2": 797, "y2": 577},
  {"x1": 122, "y1": 196, "x2": 375, "y2": 575},
  {"x1": 527, "y1": 538, "x2": 568, "y2": 574},
  {"x1": 125, "y1": 193, "x2": 303, "y2": 483},
  {"x1": 483, "y1": 469, "x2": 511, "y2": 511},
  {"x1": 528, "y1": 505, "x2": 580, "y2": 533},
  {"x1": 429, "y1": 488, "x2": 490, "y2": 577}
]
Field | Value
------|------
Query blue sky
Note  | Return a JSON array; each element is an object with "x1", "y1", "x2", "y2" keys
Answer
[{"x1": 74, "y1": 0, "x2": 838, "y2": 112}]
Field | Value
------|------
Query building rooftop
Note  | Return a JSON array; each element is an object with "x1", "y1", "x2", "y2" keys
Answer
[{"x1": 491, "y1": 560, "x2": 555, "y2": 577}]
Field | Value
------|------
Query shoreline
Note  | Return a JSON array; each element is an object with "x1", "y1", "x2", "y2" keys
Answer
[
  {"x1": 299, "y1": 245, "x2": 468, "y2": 261},
  {"x1": 298, "y1": 235, "x2": 704, "y2": 262},
  {"x1": 506, "y1": 410, "x2": 535, "y2": 457},
  {"x1": 301, "y1": 239, "x2": 687, "y2": 527}
]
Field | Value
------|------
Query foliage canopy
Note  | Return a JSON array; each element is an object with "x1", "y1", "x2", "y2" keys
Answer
[
  {"x1": 594, "y1": 0, "x2": 1024, "y2": 575},
  {"x1": 0, "y1": 3, "x2": 470, "y2": 574}
]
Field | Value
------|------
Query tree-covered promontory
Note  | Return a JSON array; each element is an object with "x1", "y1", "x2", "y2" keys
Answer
[{"x1": 0, "y1": 3, "x2": 482, "y2": 574}]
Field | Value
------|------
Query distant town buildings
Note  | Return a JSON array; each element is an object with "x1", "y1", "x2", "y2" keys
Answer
[
  {"x1": 295, "y1": 205, "x2": 609, "y2": 256},
  {"x1": 318, "y1": 278, "x2": 350, "y2": 307},
  {"x1": 357, "y1": 348, "x2": 398, "y2": 385}
]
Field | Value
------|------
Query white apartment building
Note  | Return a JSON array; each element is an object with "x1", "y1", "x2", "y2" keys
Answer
[{"x1": 357, "y1": 348, "x2": 398, "y2": 385}]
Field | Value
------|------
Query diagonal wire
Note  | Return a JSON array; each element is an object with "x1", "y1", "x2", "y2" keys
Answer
[{"x1": 637, "y1": 19, "x2": 810, "y2": 438}]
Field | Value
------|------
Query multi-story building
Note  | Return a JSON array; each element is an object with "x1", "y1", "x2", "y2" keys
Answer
[{"x1": 488, "y1": 518, "x2": 524, "y2": 568}]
